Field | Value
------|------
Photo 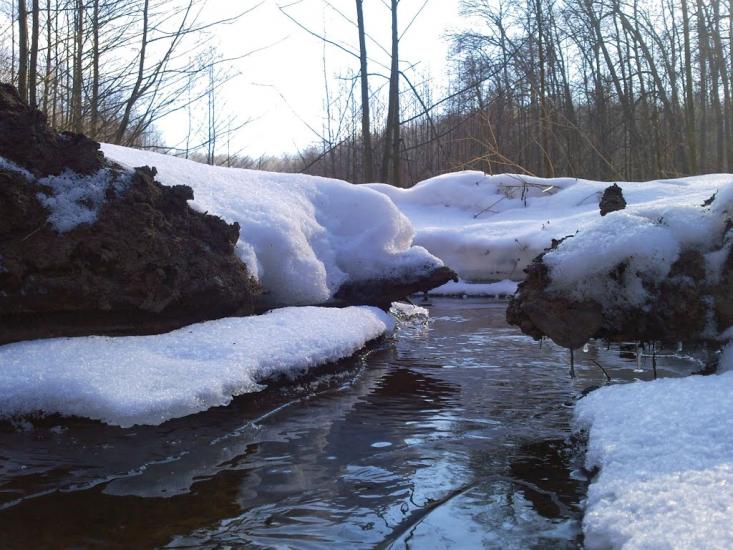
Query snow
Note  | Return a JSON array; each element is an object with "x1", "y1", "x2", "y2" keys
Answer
[
  {"x1": 367, "y1": 171, "x2": 731, "y2": 283},
  {"x1": 389, "y1": 301, "x2": 429, "y2": 322},
  {"x1": 0, "y1": 306, "x2": 393, "y2": 427},
  {"x1": 36, "y1": 168, "x2": 130, "y2": 232},
  {"x1": 0, "y1": 154, "x2": 33, "y2": 179},
  {"x1": 0, "y1": 154, "x2": 130, "y2": 232},
  {"x1": 427, "y1": 279, "x2": 518, "y2": 297},
  {"x1": 102, "y1": 144, "x2": 443, "y2": 307},
  {"x1": 575, "y1": 370, "x2": 733, "y2": 549}
]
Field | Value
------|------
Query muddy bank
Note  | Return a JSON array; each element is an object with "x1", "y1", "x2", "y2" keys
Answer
[
  {"x1": 507, "y1": 184, "x2": 733, "y2": 349},
  {"x1": 0, "y1": 84, "x2": 258, "y2": 344}
]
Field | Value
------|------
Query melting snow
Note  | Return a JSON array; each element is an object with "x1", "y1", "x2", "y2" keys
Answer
[
  {"x1": 102, "y1": 144, "x2": 443, "y2": 307},
  {"x1": 0, "y1": 154, "x2": 130, "y2": 232},
  {"x1": 36, "y1": 168, "x2": 130, "y2": 232},
  {"x1": 0, "y1": 306, "x2": 393, "y2": 427},
  {"x1": 575, "y1": 369, "x2": 733, "y2": 549},
  {"x1": 367, "y1": 171, "x2": 731, "y2": 283},
  {"x1": 428, "y1": 279, "x2": 518, "y2": 297}
]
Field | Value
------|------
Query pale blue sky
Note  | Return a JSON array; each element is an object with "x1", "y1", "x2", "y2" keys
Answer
[{"x1": 165, "y1": 0, "x2": 464, "y2": 158}]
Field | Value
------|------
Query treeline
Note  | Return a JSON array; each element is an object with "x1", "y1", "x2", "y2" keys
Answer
[
  {"x1": 293, "y1": 0, "x2": 733, "y2": 185},
  {"x1": 0, "y1": 0, "x2": 248, "y2": 151}
]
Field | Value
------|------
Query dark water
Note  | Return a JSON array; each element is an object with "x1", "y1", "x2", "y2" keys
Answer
[{"x1": 0, "y1": 300, "x2": 700, "y2": 549}]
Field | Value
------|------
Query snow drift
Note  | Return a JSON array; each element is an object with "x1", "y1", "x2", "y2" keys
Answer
[
  {"x1": 0, "y1": 306, "x2": 393, "y2": 427},
  {"x1": 575, "y1": 369, "x2": 733, "y2": 549},
  {"x1": 103, "y1": 144, "x2": 446, "y2": 307},
  {"x1": 367, "y1": 171, "x2": 731, "y2": 283}
]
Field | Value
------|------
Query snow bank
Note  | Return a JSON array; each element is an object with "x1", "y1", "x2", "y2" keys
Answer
[
  {"x1": 102, "y1": 144, "x2": 442, "y2": 306},
  {"x1": 575, "y1": 371, "x2": 733, "y2": 549},
  {"x1": 367, "y1": 171, "x2": 731, "y2": 282},
  {"x1": 427, "y1": 279, "x2": 518, "y2": 297},
  {"x1": 0, "y1": 306, "x2": 393, "y2": 427}
]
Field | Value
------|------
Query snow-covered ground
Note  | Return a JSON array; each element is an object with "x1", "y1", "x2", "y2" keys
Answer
[
  {"x1": 575, "y1": 367, "x2": 733, "y2": 549},
  {"x1": 427, "y1": 279, "x2": 517, "y2": 297},
  {"x1": 0, "y1": 306, "x2": 393, "y2": 427},
  {"x1": 102, "y1": 144, "x2": 443, "y2": 307},
  {"x1": 367, "y1": 172, "x2": 731, "y2": 282}
]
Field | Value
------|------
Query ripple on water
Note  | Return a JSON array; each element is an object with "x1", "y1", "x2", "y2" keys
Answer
[{"x1": 0, "y1": 299, "x2": 703, "y2": 548}]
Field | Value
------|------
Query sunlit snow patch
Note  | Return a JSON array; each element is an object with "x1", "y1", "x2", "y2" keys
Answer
[
  {"x1": 574, "y1": 369, "x2": 733, "y2": 549},
  {"x1": 427, "y1": 279, "x2": 518, "y2": 297},
  {"x1": 367, "y1": 171, "x2": 731, "y2": 282},
  {"x1": 0, "y1": 306, "x2": 393, "y2": 427},
  {"x1": 101, "y1": 144, "x2": 444, "y2": 307}
]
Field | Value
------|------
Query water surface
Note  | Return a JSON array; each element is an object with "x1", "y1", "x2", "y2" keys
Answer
[{"x1": 0, "y1": 299, "x2": 699, "y2": 548}]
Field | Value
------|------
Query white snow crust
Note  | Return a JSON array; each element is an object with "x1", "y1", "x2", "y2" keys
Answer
[
  {"x1": 367, "y1": 172, "x2": 732, "y2": 284},
  {"x1": 0, "y1": 306, "x2": 393, "y2": 427},
  {"x1": 102, "y1": 144, "x2": 443, "y2": 306},
  {"x1": 428, "y1": 279, "x2": 518, "y2": 297},
  {"x1": 575, "y1": 370, "x2": 733, "y2": 549}
]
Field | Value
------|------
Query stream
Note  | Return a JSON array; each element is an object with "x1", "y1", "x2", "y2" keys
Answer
[{"x1": 0, "y1": 299, "x2": 701, "y2": 549}]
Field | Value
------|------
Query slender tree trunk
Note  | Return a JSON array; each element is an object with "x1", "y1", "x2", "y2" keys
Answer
[
  {"x1": 90, "y1": 0, "x2": 100, "y2": 138},
  {"x1": 696, "y1": 0, "x2": 708, "y2": 171},
  {"x1": 42, "y1": 0, "x2": 51, "y2": 113},
  {"x1": 17, "y1": 0, "x2": 28, "y2": 101},
  {"x1": 535, "y1": 0, "x2": 552, "y2": 177},
  {"x1": 28, "y1": 0, "x2": 39, "y2": 107},
  {"x1": 355, "y1": 0, "x2": 373, "y2": 182},
  {"x1": 71, "y1": 0, "x2": 84, "y2": 133},
  {"x1": 382, "y1": 0, "x2": 401, "y2": 186},
  {"x1": 682, "y1": 0, "x2": 697, "y2": 172},
  {"x1": 115, "y1": 0, "x2": 149, "y2": 144}
]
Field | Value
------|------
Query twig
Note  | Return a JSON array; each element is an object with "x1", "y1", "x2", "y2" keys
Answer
[
  {"x1": 591, "y1": 359, "x2": 612, "y2": 382},
  {"x1": 21, "y1": 221, "x2": 48, "y2": 242}
]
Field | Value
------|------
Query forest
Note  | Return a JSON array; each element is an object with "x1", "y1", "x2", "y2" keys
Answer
[{"x1": 0, "y1": 0, "x2": 731, "y2": 185}]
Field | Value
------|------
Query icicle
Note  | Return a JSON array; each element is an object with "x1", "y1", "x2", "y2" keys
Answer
[
  {"x1": 677, "y1": 341, "x2": 683, "y2": 353},
  {"x1": 582, "y1": 343, "x2": 589, "y2": 353},
  {"x1": 569, "y1": 348, "x2": 576, "y2": 378}
]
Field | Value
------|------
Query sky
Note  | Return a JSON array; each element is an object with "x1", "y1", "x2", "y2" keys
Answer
[{"x1": 167, "y1": 0, "x2": 465, "y2": 158}]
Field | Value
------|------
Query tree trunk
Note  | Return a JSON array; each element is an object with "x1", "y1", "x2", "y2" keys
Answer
[
  {"x1": 382, "y1": 0, "x2": 401, "y2": 186},
  {"x1": 71, "y1": 0, "x2": 84, "y2": 133},
  {"x1": 355, "y1": 0, "x2": 373, "y2": 183},
  {"x1": 90, "y1": 0, "x2": 100, "y2": 138},
  {"x1": 17, "y1": 0, "x2": 28, "y2": 102},
  {"x1": 28, "y1": 0, "x2": 39, "y2": 107}
]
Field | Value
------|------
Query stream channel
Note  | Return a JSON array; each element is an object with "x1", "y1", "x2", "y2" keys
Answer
[{"x1": 0, "y1": 298, "x2": 700, "y2": 549}]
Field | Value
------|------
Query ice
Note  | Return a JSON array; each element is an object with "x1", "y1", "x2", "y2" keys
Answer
[
  {"x1": 102, "y1": 144, "x2": 443, "y2": 307},
  {"x1": 389, "y1": 301, "x2": 429, "y2": 322},
  {"x1": 367, "y1": 171, "x2": 730, "y2": 283},
  {"x1": 575, "y1": 370, "x2": 733, "y2": 549},
  {"x1": 0, "y1": 306, "x2": 393, "y2": 427}
]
